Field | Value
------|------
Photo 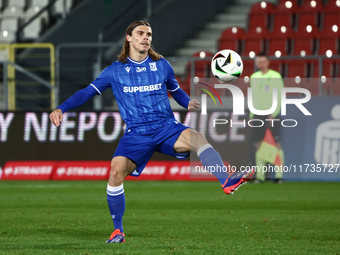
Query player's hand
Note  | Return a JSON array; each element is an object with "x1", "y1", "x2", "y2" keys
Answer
[
  {"x1": 188, "y1": 99, "x2": 200, "y2": 111},
  {"x1": 49, "y1": 109, "x2": 63, "y2": 127}
]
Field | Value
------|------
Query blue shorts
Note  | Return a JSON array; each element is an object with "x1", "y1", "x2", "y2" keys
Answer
[{"x1": 113, "y1": 120, "x2": 190, "y2": 177}]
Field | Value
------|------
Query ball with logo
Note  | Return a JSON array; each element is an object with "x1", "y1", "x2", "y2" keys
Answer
[{"x1": 211, "y1": 49, "x2": 243, "y2": 82}]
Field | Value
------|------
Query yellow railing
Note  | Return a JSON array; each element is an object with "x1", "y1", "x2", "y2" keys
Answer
[{"x1": 1, "y1": 43, "x2": 55, "y2": 110}]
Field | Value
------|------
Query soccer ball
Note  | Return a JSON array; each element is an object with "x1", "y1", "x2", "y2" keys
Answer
[{"x1": 211, "y1": 49, "x2": 243, "y2": 82}]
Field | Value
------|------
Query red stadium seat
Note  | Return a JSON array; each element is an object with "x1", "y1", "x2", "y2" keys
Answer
[
  {"x1": 297, "y1": 0, "x2": 323, "y2": 28},
  {"x1": 291, "y1": 36, "x2": 315, "y2": 56},
  {"x1": 321, "y1": 0, "x2": 340, "y2": 31},
  {"x1": 322, "y1": 79, "x2": 336, "y2": 95},
  {"x1": 297, "y1": 13, "x2": 318, "y2": 30},
  {"x1": 277, "y1": 0, "x2": 298, "y2": 4},
  {"x1": 303, "y1": 79, "x2": 320, "y2": 95},
  {"x1": 311, "y1": 59, "x2": 335, "y2": 78},
  {"x1": 284, "y1": 59, "x2": 309, "y2": 78},
  {"x1": 272, "y1": 0, "x2": 299, "y2": 30},
  {"x1": 317, "y1": 35, "x2": 339, "y2": 56},
  {"x1": 269, "y1": 59, "x2": 284, "y2": 76},
  {"x1": 242, "y1": 60, "x2": 255, "y2": 78},
  {"x1": 243, "y1": 26, "x2": 270, "y2": 57},
  {"x1": 180, "y1": 76, "x2": 191, "y2": 95},
  {"x1": 268, "y1": 25, "x2": 294, "y2": 56},
  {"x1": 291, "y1": 23, "x2": 318, "y2": 56},
  {"x1": 272, "y1": 13, "x2": 294, "y2": 31},
  {"x1": 300, "y1": 0, "x2": 323, "y2": 12},
  {"x1": 334, "y1": 82, "x2": 340, "y2": 95},
  {"x1": 322, "y1": 78, "x2": 340, "y2": 96},
  {"x1": 323, "y1": 0, "x2": 340, "y2": 9},
  {"x1": 187, "y1": 51, "x2": 213, "y2": 78},
  {"x1": 218, "y1": 27, "x2": 245, "y2": 52},
  {"x1": 322, "y1": 12, "x2": 340, "y2": 29},
  {"x1": 248, "y1": 2, "x2": 275, "y2": 30},
  {"x1": 317, "y1": 23, "x2": 340, "y2": 55},
  {"x1": 334, "y1": 60, "x2": 340, "y2": 78}
]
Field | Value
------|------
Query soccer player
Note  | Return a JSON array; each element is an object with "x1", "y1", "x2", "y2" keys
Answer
[
  {"x1": 49, "y1": 20, "x2": 254, "y2": 243},
  {"x1": 248, "y1": 52, "x2": 285, "y2": 184}
]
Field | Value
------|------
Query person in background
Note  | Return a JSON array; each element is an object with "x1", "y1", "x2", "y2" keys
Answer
[{"x1": 248, "y1": 52, "x2": 285, "y2": 184}]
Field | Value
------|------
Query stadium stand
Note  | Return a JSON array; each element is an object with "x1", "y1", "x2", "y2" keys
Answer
[
  {"x1": 177, "y1": 0, "x2": 340, "y2": 96},
  {"x1": 2, "y1": 0, "x2": 25, "y2": 20},
  {"x1": 248, "y1": 1, "x2": 275, "y2": 31},
  {"x1": 53, "y1": 0, "x2": 74, "y2": 15},
  {"x1": 0, "y1": 18, "x2": 18, "y2": 42},
  {"x1": 25, "y1": 0, "x2": 49, "y2": 24},
  {"x1": 297, "y1": 0, "x2": 323, "y2": 28},
  {"x1": 0, "y1": 0, "x2": 80, "y2": 42},
  {"x1": 218, "y1": 27, "x2": 245, "y2": 53},
  {"x1": 272, "y1": 0, "x2": 299, "y2": 30},
  {"x1": 267, "y1": 25, "x2": 293, "y2": 56},
  {"x1": 243, "y1": 25, "x2": 270, "y2": 57}
]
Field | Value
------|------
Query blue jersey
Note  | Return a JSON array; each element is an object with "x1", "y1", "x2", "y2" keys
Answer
[{"x1": 91, "y1": 56, "x2": 181, "y2": 133}]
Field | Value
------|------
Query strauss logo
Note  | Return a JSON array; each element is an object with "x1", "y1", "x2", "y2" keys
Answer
[
  {"x1": 57, "y1": 167, "x2": 66, "y2": 176},
  {"x1": 4, "y1": 167, "x2": 13, "y2": 175}
]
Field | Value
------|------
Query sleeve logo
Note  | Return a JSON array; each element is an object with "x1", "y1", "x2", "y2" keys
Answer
[{"x1": 149, "y1": 62, "x2": 157, "y2": 71}]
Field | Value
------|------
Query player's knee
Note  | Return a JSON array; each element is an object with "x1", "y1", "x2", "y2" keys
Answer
[
  {"x1": 109, "y1": 164, "x2": 125, "y2": 182},
  {"x1": 196, "y1": 132, "x2": 208, "y2": 145},
  {"x1": 192, "y1": 132, "x2": 208, "y2": 151}
]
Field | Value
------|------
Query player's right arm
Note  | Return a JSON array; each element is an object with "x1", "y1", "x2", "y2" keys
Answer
[
  {"x1": 50, "y1": 66, "x2": 112, "y2": 127},
  {"x1": 49, "y1": 85, "x2": 98, "y2": 127}
]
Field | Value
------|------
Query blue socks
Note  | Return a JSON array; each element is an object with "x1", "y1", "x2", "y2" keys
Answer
[
  {"x1": 107, "y1": 183, "x2": 125, "y2": 233},
  {"x1": 197, "y1": 144, "x2": 229, "y2": 186}
]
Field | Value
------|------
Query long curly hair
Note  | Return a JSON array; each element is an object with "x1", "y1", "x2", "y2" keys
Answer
[{"x1": 117, "y1": 20, "x2": 163, "y2": 63}]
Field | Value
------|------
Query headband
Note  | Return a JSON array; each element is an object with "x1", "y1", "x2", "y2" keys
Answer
[{"x1": 128, "y1": 23, "x2": 150, "y2": 35}]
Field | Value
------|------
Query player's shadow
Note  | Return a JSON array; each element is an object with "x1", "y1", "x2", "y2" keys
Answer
[{"x1": 33, "y1": 226, "x2": 109, "y2": 242}]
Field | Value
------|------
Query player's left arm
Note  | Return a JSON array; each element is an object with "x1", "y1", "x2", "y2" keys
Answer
[{"x1": 164, "y1": 59, "x2": 199, "y2": 111}]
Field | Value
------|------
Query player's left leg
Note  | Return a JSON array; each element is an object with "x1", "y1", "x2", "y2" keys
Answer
[
  {"x1": 106, "y1": 156, "x2": 137, "y2": 243},
  {"x1": 174, "y1": 129, "x2": 254, "y2": 194}
]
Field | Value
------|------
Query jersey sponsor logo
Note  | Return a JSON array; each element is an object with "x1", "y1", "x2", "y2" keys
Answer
[
  {"x1": 123, "y1": 83, "x2": 162, "y2": 93},
  {"x1": 136, "y1": 67, "x2": 146, "y2": 72},
  {"x1": 125, "y1": 67, "x2": 131, "y2": 73},
  {"x1": 149, "y1": 62, "x2": 157, "y2": 71}
]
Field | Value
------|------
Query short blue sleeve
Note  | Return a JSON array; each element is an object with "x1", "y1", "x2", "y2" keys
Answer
[
  {"x1": 90, "y1": 66, "x2": 112, "y2": 94},
  {"x1": 163, "y1": 59, "x2": 180, "y2": 92}
]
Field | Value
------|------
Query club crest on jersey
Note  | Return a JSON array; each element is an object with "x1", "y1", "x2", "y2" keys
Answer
[
  {"x1": 125, "y1": 67, "x2": 131, "y2": 73},
  {"x1": 149, "y1": 62, "x2": 157, "y2": 71},
  {"x1": 136, "y1": 67, "x2": 146, "y2": 72}
]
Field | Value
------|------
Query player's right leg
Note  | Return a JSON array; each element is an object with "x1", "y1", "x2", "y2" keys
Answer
[
  {"x1": 106, "y1": 156, "x2": 136, "y2": 243},
  {"x1": 174, "y1": 128, "x2": 254, "y2": 194}
]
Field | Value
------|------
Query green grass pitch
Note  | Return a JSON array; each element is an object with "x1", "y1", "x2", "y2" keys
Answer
[{"x1": 1, "y1": 181, "x2": 340, "y2": 254}]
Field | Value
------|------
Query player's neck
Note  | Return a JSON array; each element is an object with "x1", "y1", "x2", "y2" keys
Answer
[
  {"x1": 260, "y1": 68, "x2": 269, "y2": 75},
  {"x1": 128, "y1": 50, "x2": 148, "y2": 62}
]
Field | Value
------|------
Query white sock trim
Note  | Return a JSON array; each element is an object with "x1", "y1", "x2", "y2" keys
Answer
[
  {"x1": 197, "y1": 143, "x2": 213, "y2": 157},
  {"x1": 107, "y1": 183, "x2": 124, "y2": 196}
]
